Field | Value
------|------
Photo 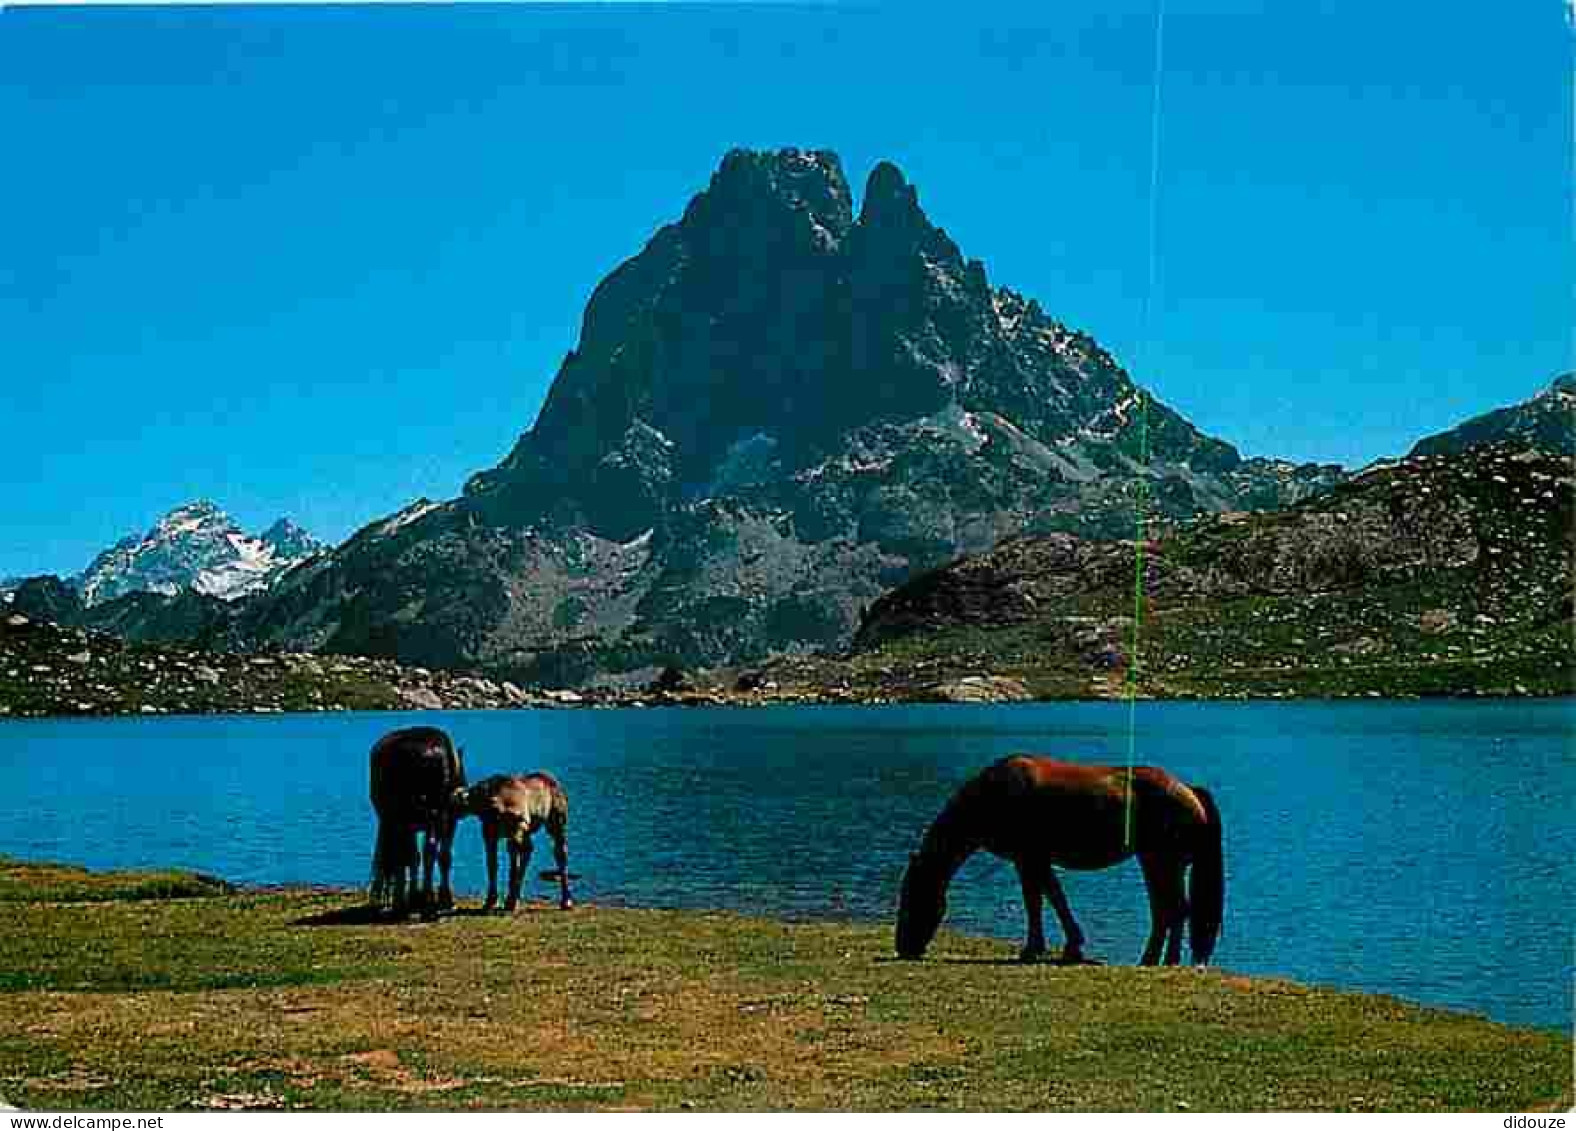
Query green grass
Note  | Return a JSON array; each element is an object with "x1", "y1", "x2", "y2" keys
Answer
[
  {"x1": 0, "y1": 859, "x2": 1568, "y2": 1112},
  {"x1": 0, "y1": 858, "x2": 234, "y2": 904}
]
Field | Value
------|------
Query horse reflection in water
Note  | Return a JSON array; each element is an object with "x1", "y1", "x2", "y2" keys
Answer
[
  {"x1": 452, "y1": 772, "x2": 575, "y2": 913},
  {"x1": 896, "y1": 755, "x2": 1224, "y2": 966},
  {"x1": 367, "y1": 726, "x2": 465, "y2": 921}
]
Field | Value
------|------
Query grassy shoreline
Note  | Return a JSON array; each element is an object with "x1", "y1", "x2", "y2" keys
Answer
[{"x1": 0, "y1": 859, "x2": 1568, "y2": 1112}]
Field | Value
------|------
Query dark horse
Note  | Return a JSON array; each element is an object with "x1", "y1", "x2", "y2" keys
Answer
[
  {"x1": 895, "y1": 755, "x2": 1224, "y2": 966},
  {"x1": 368, "y1": 726, "x2": 466, "y2": 920}
]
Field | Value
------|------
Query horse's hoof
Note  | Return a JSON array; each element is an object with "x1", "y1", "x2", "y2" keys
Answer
[
  {"x1": 1018, "y1": 948, "x2": 1048, "y2": 964},
  {"x1": 559, "y1": 898, "x2": 575, "y2": 911}
]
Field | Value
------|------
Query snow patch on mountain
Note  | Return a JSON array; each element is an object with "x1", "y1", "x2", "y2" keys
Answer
[{"x1": 374, "y1": 499, "x2": 445, "y2": 539}]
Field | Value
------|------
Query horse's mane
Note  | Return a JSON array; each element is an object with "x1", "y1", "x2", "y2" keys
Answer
[{"x1": 915, "y1": 780, "x2": 988, "y2": 879}]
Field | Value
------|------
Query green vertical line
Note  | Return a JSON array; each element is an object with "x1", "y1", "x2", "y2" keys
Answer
[
  {"x1": 1125, "y1": 390, "x2": 1149, "y2": 851},
  {"x1": 1125, "y1": 0, "x2": 1164, "y2": 854}
]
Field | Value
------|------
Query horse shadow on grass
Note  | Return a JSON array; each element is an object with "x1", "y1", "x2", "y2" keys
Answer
[
  {"x1": 291, "y1": 904, "x2": 484, "y2": 928},
  {"x1": 291, "y1": 901, "x2": 575, "y2": 928},
  {"x1": 871, "y1": 953, "x2": 1106, "y2": 967}
]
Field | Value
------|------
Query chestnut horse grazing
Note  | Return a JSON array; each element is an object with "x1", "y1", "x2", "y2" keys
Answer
[
  {"x1": 895, "y1": 755, "x2": 1224, "y2": 966},
  {"x1": 452, "y1": 773, "x2": 574, "y2": 912},
  {"x1": 368, "y1": 726, "x2": 466, "y2": 920}
]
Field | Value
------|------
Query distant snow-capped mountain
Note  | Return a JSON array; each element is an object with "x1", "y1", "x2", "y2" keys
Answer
[{"x1": 74, "y1": 501, "x2": 325, "y2": 606}]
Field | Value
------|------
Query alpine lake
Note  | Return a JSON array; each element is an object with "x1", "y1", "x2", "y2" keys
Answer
[{"x1": 1, "y1": 698, "x2": 1569, "y2": 1032}]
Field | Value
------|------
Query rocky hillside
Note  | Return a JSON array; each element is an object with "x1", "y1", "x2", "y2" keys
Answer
[
  {"x1": 6, "y1": 440, "x2": 1567, "y2": 713},
  {"x1": 0, "y1": 610, "x2": 595, "y2": 719},
  {"x1": 196, "y1": 148, "x2": 1342, "y2": 686},
  {"x1": 73, "y1": 501, "x2": 324, "y2": 605},
  {"x1": 1409, "y1": 373, "x2": 1573, "y2": 458},
  {"x1": 787, "y1": 441, "x2": 1573, "y2": 701}
]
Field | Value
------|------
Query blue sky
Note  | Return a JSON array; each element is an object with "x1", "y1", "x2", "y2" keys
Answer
[{"x1": 2, "y1": 1, "x2": 1571, "y2": 579}]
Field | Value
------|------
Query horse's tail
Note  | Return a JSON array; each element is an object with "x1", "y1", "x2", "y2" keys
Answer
[
  {"x1": 368, "y1": 815, "x2": 415, "y2": 905},
  {"x1": 545, "y1": 775, "x2": 570, "y2": 838},
  {"x1": 1187, "y1": 785, "x2": 1225, "y2": 965}
]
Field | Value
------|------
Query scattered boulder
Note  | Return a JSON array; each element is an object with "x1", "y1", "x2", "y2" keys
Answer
[
  {"x1": 919, "y1": 675, "x2": 1032, "y2": 704},
  {"x1": 398, "y1": 687, "x2": 444, "y2": 711}
]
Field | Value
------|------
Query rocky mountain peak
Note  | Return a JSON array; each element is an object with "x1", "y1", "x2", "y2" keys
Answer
[
  {"x1": 260, "y1": 518, "x2": 323, "y2": 559},
  {"x1": 687, "y1": 147, "x2": 854, "y2": 247},
  {"x1": 852, "y1": 159, "x2": 965, "y2": 271},
  {"x1": 858, "y1": 161, "x2": 923, "y2": 228},
  {"x1": 466, "y1": 147, "x2": 1265, "y2": 546},
  {"x1": 155, "y1": 499, "x2": 229, "y2": 533},
  {"x1": 73, "y1": 502, "x2": 322, "y2": 607}
]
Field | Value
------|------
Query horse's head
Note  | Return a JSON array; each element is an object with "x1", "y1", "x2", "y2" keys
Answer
[{"x1": 894, "y1": 851, "x2": 947, "y2": 959}]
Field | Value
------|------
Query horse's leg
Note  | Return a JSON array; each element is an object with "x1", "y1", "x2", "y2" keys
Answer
[
  {"x1": 1039, "y1": 867, "x2": 1087, "y2": 963},
  {"x1": 1164, "y1": 874, "x2": 1189, "y2": 966},
  {"x1": 405, "y1": 830, "x2": 422, "y2": 917},
  {"x1": 419, "y1": 828, "x2": 440, "y2": 921},
  {"x1": 1138, "y1": 852, "x2": 1184, "y2": 966},
  {"x1": 504, "y1": 834, "x2": 528, "y2": 912},
  {"x1": 482, "y1": 827, "x2": 500, "y2": 912},
  {"x1": 1014, "y1": 858, "x2": 1048, "y2": 962},
  {"x1": 391, "y1": 831, "x2": 413, "y2": 918},
  {"x1": 549, "y1": 815, "x2": 574, "y2": 910},
  {"x1": 436, "y1": 817, "x2": 456, "y2": 911}
]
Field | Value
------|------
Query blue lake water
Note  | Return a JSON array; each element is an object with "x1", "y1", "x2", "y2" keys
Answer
[{"x1": 0, "y1": 700, "x2": 1570, "y2": 1031}]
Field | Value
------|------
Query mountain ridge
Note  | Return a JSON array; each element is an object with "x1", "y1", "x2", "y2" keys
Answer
[{"x1": 1408, "y1": 373, "x2": 1573, "y2": 459}]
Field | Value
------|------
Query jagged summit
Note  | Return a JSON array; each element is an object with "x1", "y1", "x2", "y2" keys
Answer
[
  {"x1": 687, "y1": 147, "x2": 854, "y2": 245},
  {"x1": 73, "y1": 502, "x2": 324, "y2": 606},
  {"x1": 857, "y1": 160, "x2": 926, "y2": 229},
  {"x1": 466, "y1": 146, "x2": 1241, "y2": 543},
  {"x1": 259, "y1": 518, "x2": 322, "y2": 559}
]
